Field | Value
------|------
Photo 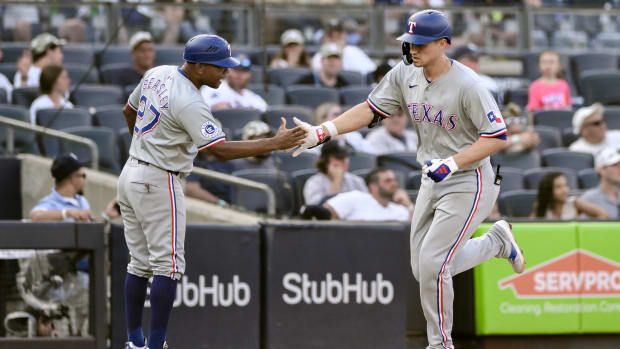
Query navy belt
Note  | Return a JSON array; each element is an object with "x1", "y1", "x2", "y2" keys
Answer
[{"x1": 136, "y1": 158, "x2": 179, "y2": 176}]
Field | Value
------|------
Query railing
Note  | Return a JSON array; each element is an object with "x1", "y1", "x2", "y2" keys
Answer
[
  {"x1": 0, "y1": 115, "x2": 99, "y2": 170},
  {"x1": 191, "y1": 166, "x2": 277, "y2": 216}
]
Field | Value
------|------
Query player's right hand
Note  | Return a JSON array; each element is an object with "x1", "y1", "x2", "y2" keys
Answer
[
  {"x1": 273, "y1": 117, "x2": 308, "y2": 152},
  {"x1": 289, "y1": 117, "x2": 330, "y2": 157}
]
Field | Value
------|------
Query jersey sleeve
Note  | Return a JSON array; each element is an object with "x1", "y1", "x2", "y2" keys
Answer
[
  {"x1": 127, "y1": 79, "x2": 143, "y2": 111},
  {"x1": 366, "y1": 66, "x2": 403, "y2": 118},
  {"x1": 464, "y1": 82, "x2": 507, "y2": 140},
  {"x1": 178, "y1": 102, "x2": 227, "y2": 150}
]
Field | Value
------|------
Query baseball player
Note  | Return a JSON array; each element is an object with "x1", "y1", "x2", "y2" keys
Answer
[
  {"x1": 291, "y1": 10, "x2": 525, "y2": 349},
  {"x1": 119, "y1": 34, "x2": 306, "y2": 349}
]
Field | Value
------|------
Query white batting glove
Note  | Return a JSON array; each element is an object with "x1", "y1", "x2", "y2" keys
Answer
[
  {"x1": 289, "y1": 117, "x2": 331, "y2": 157},
  {"x1": 422, "y1": 156, "x2": 459, "y2": 183}
]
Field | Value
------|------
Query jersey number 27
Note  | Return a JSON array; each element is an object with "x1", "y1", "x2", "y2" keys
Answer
[{"x1": 134, "y1": 95, "x2": 161, "y2": 136}]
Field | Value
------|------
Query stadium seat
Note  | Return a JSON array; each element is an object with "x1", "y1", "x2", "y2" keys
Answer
[
  {"x1": 491, "y1": 150, "x2": 541, "y2": 169},
  {"x1": 36, "y1": 108, "x2": 92, "y2": 156},
  {"x1": 339, "y1": 70, "x2": 364, "y2": 86},
  {"x1": 272, "y1": 151, "x2": 318, "y2": 174},
  {"x1": 498, "y1": 189, "x2": 538, "y2": 217},
  {"x1": 71, "y1": 84, "x2": 124, "y2": 107},
  {"x1": 291, "y1": 168, "x2": 318, "y2": 211},
  {"x1": 407, "y1": 189, "x2": 419, "y2": 203},
  {"x1": 250, "y1": 66, "x2": 266, "y2": 84},
  {"x1": 231, "y1": 169, "x2": 295, "y2": 216},
  {"x1": 603, "y1": 106, "x2": 620, "y2": 130},
  {"x1": 541, "y1": 148, "x2": 594, "y2": 170},
  {"x1": 561, "y1": 127, "x2": 579, "y2": 147},
  {"x1": 268, "y1": 67, "x2": 312, "y2": 87},
  {"x1": 0, "y1": 63, "x2": 17, "y2": 82},
  {"x1": 0, "y1": 104, "x2": 38, "y2": 154},
  {"x1": 377, "y1": 152, "x2": 422, "y2": 174},
  {"x1": 552, "y1": 30, "x2": 587, "y2": 49},
  {"x1": 532, "y1": 30, "x2": 549, "y2": 48},
  {"x1": 579, "y1": 69, "x2": 620, "y2": 106},
  {"x1": 533, "y1": 125, "x2": 563, "y2": 150},
  {"x1": 0, "y1": 89, "x2": 7, "y2": 105},
  {"x1": 503, "y1": 88, "x2": 529, "y2": 109},
  {"x1": 62, "y1": 45, "x2": 96, "y2": 66},
  {"x1": 99, "y1": 63, "x2": 134, "y2": 85},
  {"x1": 12, "y1": 87, "x2": 39, "y2": 107},
  {"x1": 340, "y1": 86, "x2": 372, "y2": 105},
  {"x1": 348, "y1": 152, "x2": 377, "y2": 172},
  {"x1": 263, "y1": 105, "x2": 314, "y2": 130},
  {"x1": 571, "y1": 53, "x2": 617, "y2": 80},
  {"x1": 406, "y1": 171, "x2": 422, "y2": 190},
  {"x1": 212, "y1": 108, "x2": 262, "y2": 135},
  {"x1": 118, "y1": 128, "x2": 132, "y2": 165},
  {"x1": 578, "y1": 168, "x2": 599, "y2": 189},
  {"x1": 533, "y1": 110, "x2": 573, "y2": 130},
  {"x1": 498, "y1": 167, "x2": 525, "y2": 193},
  {"x1": 93, "y1": 104, "x2": 126, "y2": 135},
  {"x1": 595, "y1": 32, "x2": 620, "y2": 49},
  {"x1": 66, "y1": 64, "x2": 100, "y2": 84},
  {"x1": 96, "y1": 46, "x2": 131, "y2": 67},
  {"x1": 523, "y1": 167, "x2": 578, "y2": 190},
  {"x1": 61, "y1": 126, "x2": 120, "y2": 173},
  {"x1": 0, "y1": 42, "x2": 28, "y2": 63},
  {"x1": 155, "y1": 46, "x2": 184, "y2": 66},
  {"x1": 286, "y1": 85, "x2": 340, "y2": 109},
  {"x1": 248, "y1": 84, "x2": 285, "y2": 106}
]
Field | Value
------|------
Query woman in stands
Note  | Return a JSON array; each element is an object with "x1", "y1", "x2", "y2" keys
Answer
[
  {"x1": 270, "y1": 29, "x2": 311, "y2": 68},
  {"x1": 526, "y1": 50, "x2": 572, "y2": 116},
  {"x1": 29, "y1": 64, "x2": 73, "y2": 125},
  {"x1": 530, "y1": 172, "x2": 608, "y2": 219}
]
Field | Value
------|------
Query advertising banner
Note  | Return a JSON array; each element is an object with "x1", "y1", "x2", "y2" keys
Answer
[{"x1": 474, "y1": 222, "x2": 620, "y2": 335}]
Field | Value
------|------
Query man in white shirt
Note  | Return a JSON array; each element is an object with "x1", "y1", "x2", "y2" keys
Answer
[
  {"x1": 323, "y1": 167, "x2": 413, "y2": 222},
  {"x1": 580, "y1": 148, "x2": 620, "y2": 219},
  {"x1": 366, "y1": 107, "x2": 418, "y2": 154},
  {"x1": 201, "y1": 54, "x2": 267, "y2": 112},
  {"x1": 569, "y1": 103, "x2": 620, "y2": 155},
  {"x1": 14, "y1": 33, "x2": 65, "y2": 88}
]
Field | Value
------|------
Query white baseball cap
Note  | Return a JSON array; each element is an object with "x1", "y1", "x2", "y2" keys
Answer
[
  {"x1": 595, "y1": 147, "x2": 620, "y2": 170},
  {"x1": 129, "y1": 31, "x2": 153, "y2": 51},
  {"x1": 242, "y1": 121, "x2": 272, "y2": 140},
  {"x1": 320, "y1": 43, "x2": 343, "y2": 58},
  {"x1": 572, "y1": 103, "x2": 604, "y2": 135},
  {"x1": 281, "y1": 29, "x2": 304, "y2": 46}
]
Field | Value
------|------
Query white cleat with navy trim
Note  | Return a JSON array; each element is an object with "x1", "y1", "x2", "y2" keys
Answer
[
  {"x1": 125, "y1": 342, "x2": 147, "y2": 349},
  {"x1": 494, "y1": 220, "x2": 525, "y2": 274}
]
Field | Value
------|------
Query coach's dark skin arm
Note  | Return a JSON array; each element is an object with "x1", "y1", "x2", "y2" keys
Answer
[
  {"x1": 208, "y1": 118, "x2": 307, "y2": 161},
  {"x1": 122, "y1": 104, "x2": 137, "y2": 135}
]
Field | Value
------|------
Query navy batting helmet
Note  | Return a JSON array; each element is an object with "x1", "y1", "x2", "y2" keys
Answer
[
  {"x1": 397, "y1": 10, "x2": 451, "y2": 45},
  {"x1": 183, "y1": 34, "x2": 240, "y2": 68}
]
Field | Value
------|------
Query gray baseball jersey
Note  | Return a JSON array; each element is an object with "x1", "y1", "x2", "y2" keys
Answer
[
  {"x1": 127, "y1": 65, "x2": 226, "y2": 173},
  {"x1": 367, "y1": 60, "x2": 507, "y2": 171}
]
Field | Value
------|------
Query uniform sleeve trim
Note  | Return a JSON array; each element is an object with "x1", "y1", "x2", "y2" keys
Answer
[
  {"x1": 126, "y1": 100, "x2": 138, "y2": 111},
  {"x1": 198, "y1": 137, "x2": 226, "y2": 151},
  {"x1": 366, "y1": 99, "x2": 391, "y2": 118},
  {"x1": 480, "y1": 128, "x2": 507, "y2": 138}
]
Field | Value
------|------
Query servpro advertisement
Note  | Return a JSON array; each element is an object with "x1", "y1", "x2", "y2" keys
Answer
[{"x1": 474, "y1": 222, "x2": 620, "y2": 335}]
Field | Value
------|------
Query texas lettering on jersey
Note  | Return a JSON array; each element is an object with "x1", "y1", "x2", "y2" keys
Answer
[{"x1": 407, "y1": 102, "x2": 458, "y2": 131}]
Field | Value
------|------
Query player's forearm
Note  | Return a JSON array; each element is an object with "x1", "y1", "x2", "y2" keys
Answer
[
  {"x1": 30, "y1": 210, "x2": 63, "y2": 221},
  {"x1": 122, "y1": 104, "x2": 137, "y2": 135},
  {"x1": 327, "y1": 102, "x2": 375, "y2": 136},
  {"x1": 208, "y1": 138, "x2": 277, "y2": 161},
  {"x1": 453, "y1": 137, "x2": 506, "y2": 169}
]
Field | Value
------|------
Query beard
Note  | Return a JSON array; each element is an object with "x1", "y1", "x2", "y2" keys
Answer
[{"x1": 378, "y1": 187, "x2": 395, "y2": 201}]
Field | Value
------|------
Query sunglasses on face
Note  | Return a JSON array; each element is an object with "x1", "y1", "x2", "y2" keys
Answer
[{"x1": 583, "y1": 120, "x2": 605, "y2": 128}]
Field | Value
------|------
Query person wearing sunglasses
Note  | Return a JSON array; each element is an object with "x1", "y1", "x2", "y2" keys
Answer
[
  {"x1": 501, "y1": 102, "x2": 540, "y2": 154},
  {"x1": 569, "y1": 103, "x2": 620, "y2": 156}
]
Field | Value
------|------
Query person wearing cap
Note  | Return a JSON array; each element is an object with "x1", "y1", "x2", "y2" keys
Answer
[
  {"x1": 500, "y1": 102, "x2": 540, "y2": 154},
  {"x1": 581, "y1": 148, "x2": 620, "y2": 219},
  {"x1": 366, "y1": 107, "x2": 418, "y2": 155},
  {"x1": 270, "y1": 29, "x2": 311, "y2": 69},
  {"x1": 201, "y1": 54, "x2": 267, "y2": 112},
  {"x1": 14, "y1": 33, "x2": 64, "y2": 88},
  {"x1": 230, "y1": 121, "x2": 277, "y2": 171},
  {"x1": 29, "y1": 64, "x2": 73, "y2": 124},
  {"x1": 303, "y1": 142, "x2": 367, "y2": 206},
  {"x1": 452, "y1": 43, "x2": 498, "y2": 95},
  {"x1": 124, "y1": 31, "x2": 156, "y2": 87},
  {"x1": 311, "y1": 18, "x2": 376, "y2": 75},
  {"x1": 569, "y1": 103, "x2": 620, "y2": 156},
  {"x1": 298, "y1": 43, "x2": 351, "y2": 88},
  {"x1": 323, "y1": 167, "x2": 413, "y2": 222}
]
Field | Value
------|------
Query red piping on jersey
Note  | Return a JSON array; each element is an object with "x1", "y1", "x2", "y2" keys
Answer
[
  {"x1": 126, "y1": 100, "x2": 138, "y2": 112},
  {"x1": 198, "y1": 137, "x2": 226, "y2": 151},
  {"x1": 366, "y1": 99, "x2": 391, "y2": 118},
  {"x1": 168, "y1": 173, "x2": 178, "y2": 278},
  {"x1": 480, "y1": 129, "x2": 507, "y2": 138}
]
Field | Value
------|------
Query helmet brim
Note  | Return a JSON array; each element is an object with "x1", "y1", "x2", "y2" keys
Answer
[
  {"x1": 208, "y1": 56, "x2": 240, "y2": 68},
  {"x1": 397, "y1": 32, "x2": 448, "y2": 45}
]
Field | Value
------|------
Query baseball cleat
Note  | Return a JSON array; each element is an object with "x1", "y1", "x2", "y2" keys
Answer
[
  {"x1": 125, "y1": 342, "x2": 147, "y2": 349},
  {"x1": 494, "y1": 220, "x2": 525, "y2": 274}
]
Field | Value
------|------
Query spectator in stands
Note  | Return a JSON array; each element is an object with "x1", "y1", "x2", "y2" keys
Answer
[
  {"x1": 569, "y1": 103, "x2": 620, "y2": 156},
  {"x1": 14, "y1": 33, "x2": 65, "y2": 88},
  {"x1": 185, "y1": 149, "x2": 235, "y2": 207},
  {"x1": 201, "y1": 54, "x2": 267, "y2": 112},
  {"x1": 58, "y1": 18, "x2": 87, "y2": 43},
  {"x1": 370, "y1": 62, "x2": 392, "y2": 88},
  {"x1": 530, "y1": 171, "x2": 608, "y2": 220},
  {"x1": 501, "y1": 102, "x2": 540, "y2": 153},
  {"x1": 230, "y1": 121, "x2": 277, "y2": 171},
  {"x1": 581, "y1": 148, "x2": 620, "y2": 219},
  {"x1": 303, "y1": 142, "x2": 367, "y2": 206},
  {"x1": 0, "y1": 46, "x2": 13, "y2": 103},
  {"x1": 270, "y1": 29, "x2": 311, "y2": 68},
  {"x1": 453, "y1": 43, "x2": 498, "y2": 95},
  {"x1": 29, "y1": 65, "x2": 73, "y2": 125},
  {"x1": 526, "y1": 50, "x2": 571, "y2": 113},
  {"x1": 366, "y1": 107, "x2": 418, "y2": 154},
  {"x1": 313, "y1": 102, "x2": 375, "y2": 154},
  {"x1": 115, "y1": 31, "x2": 156, "y2": 88},
  {"x1": 298, "y1": 43, "x2": 351, "y2": 88},
  {"x1": 323, "y1": 167, "x2": 413, "y2": 222},
  {"x1": 30, "y1": 153, "x2": 120, "y2": 222},
  {"x1": 311, "y1": 18, "x2": 376, "y2": 75}
]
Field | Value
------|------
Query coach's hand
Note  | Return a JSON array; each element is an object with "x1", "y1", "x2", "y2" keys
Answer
[
  {"x1": 423, "y1": 157, "x2": 459, "y2": 183},
  {"x1": 272, "y1": 117, "x2": 308, "y2": 151},
  {"x1": 289, "y1": 117, "x2": 330, "y2": 157}
]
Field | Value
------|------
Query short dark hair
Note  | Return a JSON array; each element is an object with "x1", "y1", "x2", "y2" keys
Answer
[
  {"x1": 365, "y1": 167, "x2": 391, "y2": 187},
  {"x1": 39, "y1": 64, "x2": 64, "y2": 95}
]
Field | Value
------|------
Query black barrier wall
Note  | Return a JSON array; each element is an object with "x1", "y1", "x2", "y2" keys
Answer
[
  {"x1": 110, "y1": 224, "x2": 261, "y2": 349},
  {"x1": 262, "y1": 223, "x2": 409, "y2": 349}
]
